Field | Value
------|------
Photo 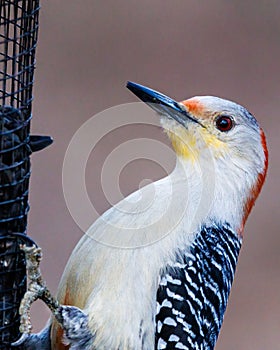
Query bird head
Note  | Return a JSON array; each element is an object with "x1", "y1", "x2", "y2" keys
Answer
[{"x1": 127, "y1": 82, "x2": 268, "y2": 234}]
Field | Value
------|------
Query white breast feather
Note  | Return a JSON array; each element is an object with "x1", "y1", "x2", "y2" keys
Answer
[{"x1": 57, "y1": 148, "x2": 259, "y2": 349}]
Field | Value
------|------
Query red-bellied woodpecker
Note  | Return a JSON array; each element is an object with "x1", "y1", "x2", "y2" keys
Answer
[{"x1": 15, "y1": 82, "x2": 268, "y2": 350}]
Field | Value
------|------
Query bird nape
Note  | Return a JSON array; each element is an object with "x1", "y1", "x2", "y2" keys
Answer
[{"x1": 15, "y1": 82, "x2": 268, "y2": 350}]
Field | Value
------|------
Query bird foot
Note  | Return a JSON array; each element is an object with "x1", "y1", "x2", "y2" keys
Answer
[
  {"x1": 12, "y1": 244, "x2": 93, "y2": 350},
  {"x1": 14, "y1": 245, "x2": 61, "y2": 335}
]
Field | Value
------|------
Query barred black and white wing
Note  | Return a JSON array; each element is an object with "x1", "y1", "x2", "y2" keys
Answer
[{"x1": 155, "y1": 224, "x2": 241, "y2": 350}]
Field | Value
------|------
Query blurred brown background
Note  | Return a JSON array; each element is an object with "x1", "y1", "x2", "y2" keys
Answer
[{"x1": 28, "y1": 1, "x2": 279, "y2": 349}]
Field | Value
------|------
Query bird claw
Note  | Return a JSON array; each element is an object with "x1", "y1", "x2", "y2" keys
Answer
[
  {"x1": 11, "y1": 326, "x2": 51, "y2": 349},
  {"x1": 11, "y1": 333, "x2": 30, "y2": 346}
]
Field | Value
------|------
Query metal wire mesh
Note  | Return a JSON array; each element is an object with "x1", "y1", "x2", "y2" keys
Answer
[{"x1": 0, "y1": 1, "x2": 40, "y2": 347}]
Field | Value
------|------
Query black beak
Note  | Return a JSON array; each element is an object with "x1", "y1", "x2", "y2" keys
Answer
[{"x1": 126, "y1": 81, "x2": 200, "y2": 127}]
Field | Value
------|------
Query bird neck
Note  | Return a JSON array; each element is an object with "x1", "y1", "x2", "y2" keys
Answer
[{"x1": 171, "y1": 155, "x2": 254, "y2": 234}]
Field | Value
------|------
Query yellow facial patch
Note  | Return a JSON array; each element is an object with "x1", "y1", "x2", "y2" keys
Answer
[
  {"x1": 200, "y1": 128, "x2": 227, "y2": 152},
  {"x1": 164, "y1": 122, "x2": 228, "y2": 161},
  {"x1": 165, "y1": 127, "x2": 199, "y2": 161}
]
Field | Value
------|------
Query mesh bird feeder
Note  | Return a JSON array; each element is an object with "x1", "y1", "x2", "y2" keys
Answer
[{"x1": 0, "y1": 1, "x2": 47, "y2": 348}]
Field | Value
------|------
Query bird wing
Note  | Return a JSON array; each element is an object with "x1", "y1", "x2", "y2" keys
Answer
[{"x1": 155, "y1": 224, "x2": 241, "y2": 350}]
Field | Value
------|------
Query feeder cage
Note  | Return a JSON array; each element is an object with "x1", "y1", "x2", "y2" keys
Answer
[{"x1": 0, "y1": 1, "x2": 41, "y2": 348}]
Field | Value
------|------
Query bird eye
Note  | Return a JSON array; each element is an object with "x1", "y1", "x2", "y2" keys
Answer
[{"x1": 215, "y1": 115, "x2": 234, "y2": 132}]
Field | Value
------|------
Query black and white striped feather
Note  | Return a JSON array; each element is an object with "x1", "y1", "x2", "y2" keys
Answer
[{"x1": 155, "y1": 224, "x2": 242, "y2": 350}]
